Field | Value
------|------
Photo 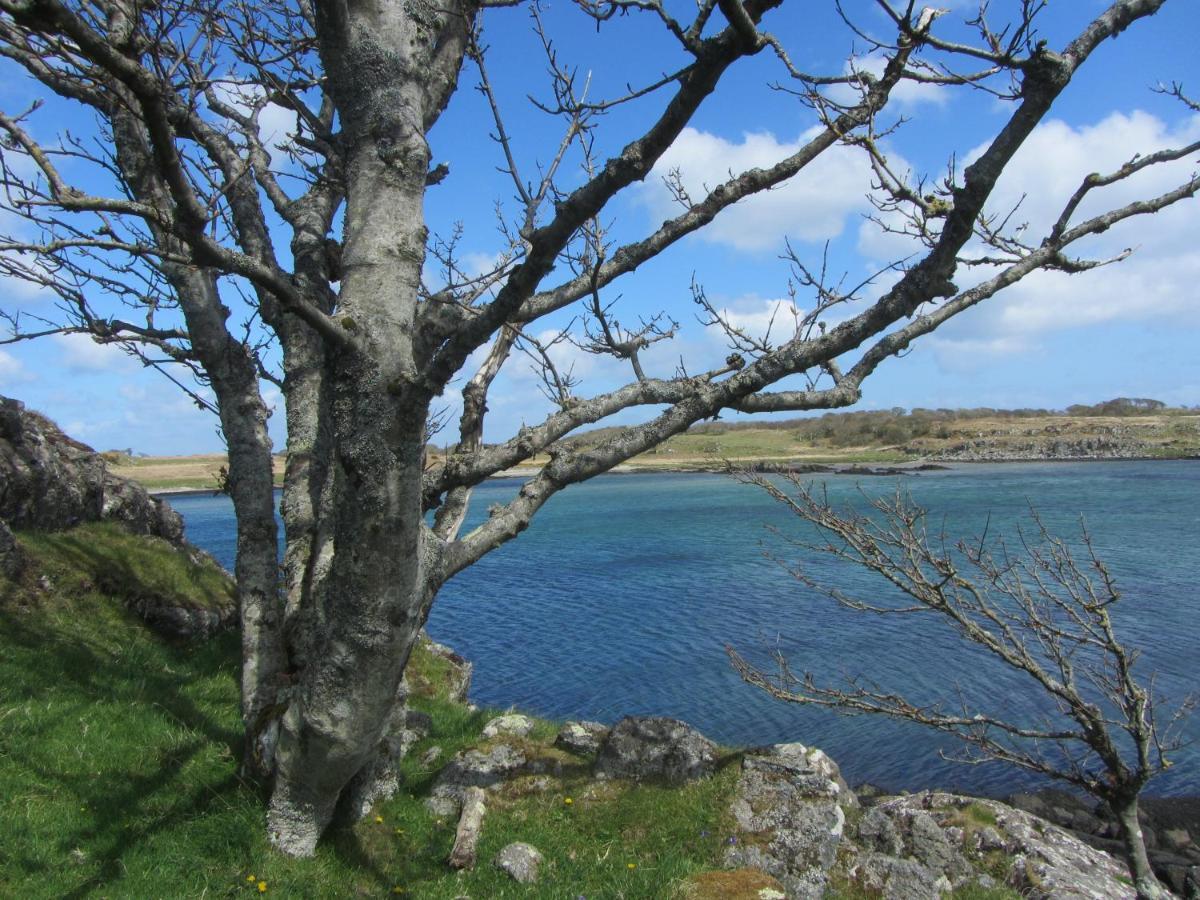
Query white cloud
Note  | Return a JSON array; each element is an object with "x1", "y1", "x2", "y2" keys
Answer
[
  {"x1": 638, "y1": 126, "x2": 877, "y2": 252},
  {"x1": 207, "y1": 81, "x2": 296, "y2": 168},
  {"x1": 0, "y1": 349, "x2": 33, "y2": 386},
  {"x1": 826, "y1": 54, "x2": 951, "y2": 110},
  {"x1": 709, "y1": 295, "x2": 803, "y2": 347},
  {"x1": 963, "y1": 112, "x2": 1200, "y2": 338},
  {"x1": 859, "y1": 109, "x2": 1200, "y2": 378},
  {"x1": 972, "y1": 111, "x2": 1200, "y2": 238},
  {"x1": 0, "y1": 269, "x2": 53, "y2": 309},
  {"x1": 51, "y1": 332, "x2": 141, "y2": 375}
]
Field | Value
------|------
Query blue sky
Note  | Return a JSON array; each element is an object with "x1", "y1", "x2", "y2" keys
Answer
[{"x1": 1, "y1": 0, "x2": 1198, "y2": 455}]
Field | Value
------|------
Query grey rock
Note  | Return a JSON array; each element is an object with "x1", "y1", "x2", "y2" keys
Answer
[
  {"x1": 482, "y1": 714, "x2": 534, "y2": 740},
  {"x1": 0, "y1": 397, "x2": 232, "y2": 639},
  {"x1": 902, "y1": 801, "x2": 974, "y2": 883},
  {"x1": 0, "y1": 396, "x2": 182, "y2": 541},
  {"x1": 125, "y1": 597, "x2": 229, "y2": 640},
  {"x1": 853, "y1": 782, "x2": 887, "y2": 803},
  {"x1": 555, "y1": 720, "x2": 609, "y2": 756},
  {"x1": 870, "y1": 792, "x2": 1136, "y2": 900},
  {"x1": 426, "y1": 743, "x2": 528, "y2": 816},
  {"x1": 724, "y1": 743, "x2": 857, "y2": 899},
  {"x1": 494, "y1": 842, "x2": 543, "y2": 884},
  {"x1": 1164, "y1": 828, "x2": 1194, "y2": 851},
  {"x1": 973, "y1": 825, "x2": 1007, "y2": 853},
  {"x1": 100, "y1": 470, "x2": 183, "y2": 543},
  {"x1": 593, "y1": 716, "x2": 717, "y2": 784},
  {"x1": 859, "y1": 805, "x2": 904, "y2": 856},
  {"x1": 406, "y1": 708, "x2": 433, "y2": 733},
  {"x1": 849, "y1": 854, "x2": 943, "y2": 900}
]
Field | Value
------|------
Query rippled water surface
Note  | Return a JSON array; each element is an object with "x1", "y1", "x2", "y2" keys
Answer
[{"x1": 169, "y1": 461, "x2": 1200, "y2": 795}]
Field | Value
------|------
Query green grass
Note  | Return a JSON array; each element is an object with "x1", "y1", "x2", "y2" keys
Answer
[
  {"x1": 0, "y1": 525, "x2": 742, "y2": 898},
  {"x1": 16, "y1": 522, "x2": 236, "y2": 613}
]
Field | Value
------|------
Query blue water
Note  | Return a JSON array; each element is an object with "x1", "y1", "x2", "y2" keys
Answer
[{"x1": 168, "y1": 461, "x2": 1200, "y2": 796}]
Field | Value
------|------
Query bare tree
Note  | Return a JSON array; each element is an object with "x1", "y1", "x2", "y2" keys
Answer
[
  {"x1": 0, "y1": 0, "x2": 1196, "y2": 856},
  {"x1": 728, "y1": 476, "x2": 1195, "y2": 899}
]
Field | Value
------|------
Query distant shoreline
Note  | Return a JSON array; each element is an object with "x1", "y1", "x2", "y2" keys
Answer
[{"x1": 149, "y1": 455, "x2": 1197, "y2": 497}]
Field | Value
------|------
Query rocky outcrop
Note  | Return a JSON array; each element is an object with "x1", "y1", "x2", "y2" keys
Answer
[
  {"x1": 405, "y1": 685, "x2": 1177, "y2": 900},
  {"x1": 930, "y1": 435, "x2": 1156, "y2": 461},
  {"x1": 844, "y1": 792, "x2": 1138, "y2": 899},
  {"x1": 428, "y1": 743, "x2": 527, "y2": 815},
  {"x1": 715, "y1": 752, "x2": 1145, "y2": 900},
  {"x1": 124, "y1": 590, "x2": 231, "y2": 641},
  {"x1": 1008, "y1": 789, "x2": 1200, "y2": 897},
  {"x1": 724, "y1": 743, "x2": 858, "y2": 899},
  {"x1": 0, "y1": 396, "x2": 182, "y2": 542},
  {"x1": 594, "y1": 715, "x2": 718, "y2": 783}
]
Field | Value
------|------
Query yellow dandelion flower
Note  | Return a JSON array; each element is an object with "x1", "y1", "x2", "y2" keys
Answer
[
  {"x1": 563, "y1": 797, "x2": 573, "y2": 805},
  {"x1": 374, "y1": 815, "x2": 384, "y2": 824},
  {"x1": 392, "y1": 888, "x2": 406, "y2": 895},
  {"x1": 246, "y1": 874, "x2": 256, "y2": 882},
  {"x1": 257, "y1": 881, "x2": 268, "y2": 893},
  {"x1": 394, "y1": 827, "x2": 404, "y2": 835},
  {"x1": 627, "y1": 863, "x2": 637, "y2": 870}
]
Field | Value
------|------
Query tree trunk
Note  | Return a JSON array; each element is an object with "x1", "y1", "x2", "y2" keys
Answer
[
  {"x1": 278, "y1": 318, "x2": 335, "y2": 667},
  {"x1": 266, "y1": 374, "x2": 432, "y2": 854},
  {"x1": 1112, "y1": 794, "x2": 1168, "y2": 900},
  {"x1": 266, "y1": 4, "x2": 444, "y2": 843},
  {"x1": 171, "y1": 270, "x2": 284, "y2": 779}
]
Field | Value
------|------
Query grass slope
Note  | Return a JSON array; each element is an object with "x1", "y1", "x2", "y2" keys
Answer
[{"x1": 0, "y1": 525, "x2": 749, "y2": 898}]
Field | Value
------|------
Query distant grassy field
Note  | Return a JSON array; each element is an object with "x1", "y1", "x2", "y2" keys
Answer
[
  {"x1": 111, "y1": 406, "x2": 1200, "y2": 491},
  {"x1": 109, "y1": 453, "x2": 286, "y2": 491}
]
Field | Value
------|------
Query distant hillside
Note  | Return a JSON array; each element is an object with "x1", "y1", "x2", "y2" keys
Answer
[
  {"x1": 548, "y1": 398, "x2": 1200, "y2": 469},
  {"x1": 110, "y1": 399, "x2": 1200, "y2": 490}
]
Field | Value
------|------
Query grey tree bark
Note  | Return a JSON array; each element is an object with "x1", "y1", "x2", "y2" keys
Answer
[{"x1": 1113, "y1": 794, "x2": 1170, "y2": 900}]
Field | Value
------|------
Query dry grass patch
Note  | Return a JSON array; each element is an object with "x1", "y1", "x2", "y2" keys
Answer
[{"x1": 678, "y1": 867, "x2": 788, "y2": 899}]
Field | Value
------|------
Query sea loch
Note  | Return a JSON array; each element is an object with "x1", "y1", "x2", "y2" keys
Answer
[{"x1": 170, "y1": 460, "x2": 1200, "y2": 796}]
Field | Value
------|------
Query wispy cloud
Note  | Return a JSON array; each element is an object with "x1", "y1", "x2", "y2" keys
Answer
[{"x1": 638, "y1": 126, "x2": 879, "y2": 252}]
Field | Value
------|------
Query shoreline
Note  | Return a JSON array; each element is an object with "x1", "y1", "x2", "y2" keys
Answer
[{"x1": 147, "y1": 454, "x2": 1198, "y2": 496}]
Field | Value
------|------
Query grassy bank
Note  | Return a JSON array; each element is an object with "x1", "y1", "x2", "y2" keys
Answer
[{"x1": 0, "y1": 525, "x2": 761, "y2": 898}]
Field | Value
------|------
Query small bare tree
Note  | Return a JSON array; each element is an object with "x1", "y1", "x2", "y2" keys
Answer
[{"x1": 728, "y1": 475, "x2": 1194, "y2": 900}]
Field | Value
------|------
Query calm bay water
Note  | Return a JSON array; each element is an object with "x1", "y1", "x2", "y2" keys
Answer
[{"x1": 169, "y1": 461, "x2": 1200, "y2": 796}]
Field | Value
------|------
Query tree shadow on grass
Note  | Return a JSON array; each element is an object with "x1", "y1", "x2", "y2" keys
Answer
[
  {"x1": 0, "y1": 594, "x2": 253, "y2": 895},
  {"x1": 0, "y1": 608, "x2": 241, "y2": 750}
]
